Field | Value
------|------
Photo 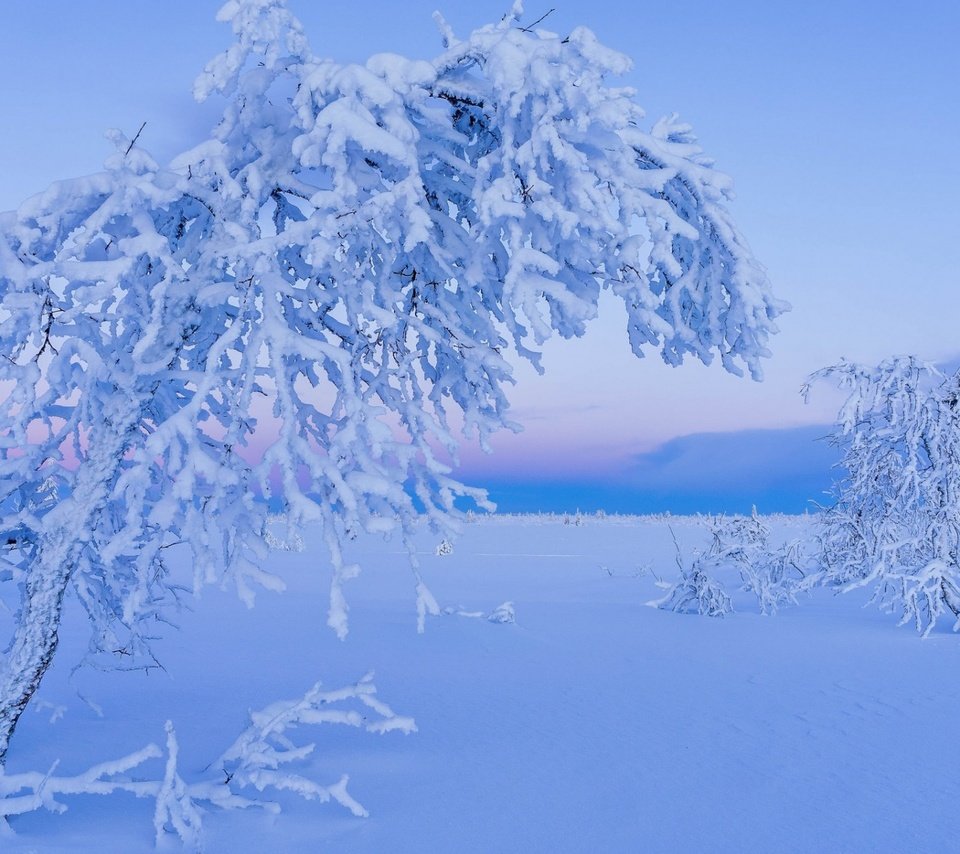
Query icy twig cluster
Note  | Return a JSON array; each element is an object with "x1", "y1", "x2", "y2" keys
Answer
[{"x1": 0, "y1": 674, "x2": 414, "y2": 847}]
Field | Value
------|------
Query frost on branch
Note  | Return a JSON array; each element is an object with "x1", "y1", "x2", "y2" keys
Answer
[
  {"x1": 807, "y1": 357, "x2": 960, "y2": 636},
  {"x1": 154, "y1": 722, "x2": 203, "y2": 849},
  {"x1": 863, "y1": 561, "x2": 960, "y2": 637},
  {"x1": 262, "y1": 514, "x2": 305, "y2": 552},
  {"x1": 0, "y1": 744, "x2": 162, "y2": 834},
  {"x1": 0, "y1": 0, "x2": 783, "y2": 758},
  {"x1": 0, "y1": 674, "x2": 414, "y2": 845},
  {"x1": 207, "y1": 671, "x2": 416, "y2": 816}
]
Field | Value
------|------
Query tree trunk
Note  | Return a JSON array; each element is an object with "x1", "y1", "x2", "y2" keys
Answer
[{"x1": 0, "y1": 415, "x2": 133, "y2": 766}]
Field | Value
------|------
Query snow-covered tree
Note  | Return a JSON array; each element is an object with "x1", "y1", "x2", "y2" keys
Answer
[
  {"x1": 806, "y1": 357, "x2": 960, "y2": 636},
  {"x1": 0, "y1": 0, "x2": 784, "y2": 764}
]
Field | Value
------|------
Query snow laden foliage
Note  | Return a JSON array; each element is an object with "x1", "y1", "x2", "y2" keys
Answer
[
  {"x1": 0, "y1": 674, "x2": 413, "y2": 845},
  {"x1": 806, "y1": 357, "x2": 960, "y2": 636},
  {"x1": 0, "y1": 0, "x2": 782, "y2": 761},
  {"x1": 653, "y1": 514, "x2": 810, "y2": 616}
]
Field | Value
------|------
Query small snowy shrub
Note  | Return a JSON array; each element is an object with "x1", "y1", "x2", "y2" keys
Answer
[
  {"x1": 655, "y1": 561, "x2": 733, "y2": 617},
  {"x1": 486, "y1": 601, "x2": 516, "y2": 624},
  {"x1": 654, "y1": 514, "x2": 810, "y2": 617},
  {"x1": 652, "y1": 528, "x2": 733, "y2": 617},
  {"x1": 807, "y1": 357, "x2": 960, "y2": 636},
  {"x1": 738, "y1": 538, "x2": 810, "y2": 615},
  {"x1": 710, "y1": 512, "x2": 810, "y2": 614},
  {"x1": 435, "y1": 539, "x2": 454, "y2": 557}
]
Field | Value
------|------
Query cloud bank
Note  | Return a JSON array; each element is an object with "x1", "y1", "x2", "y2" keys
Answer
[{"x1": 464, "y1": 425, "x2": 839, "y2": 515}]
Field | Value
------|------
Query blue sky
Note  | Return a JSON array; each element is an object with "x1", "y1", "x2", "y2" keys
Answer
[{"x1": 2, "y1": 1, "x2": 957, "y2": 512}]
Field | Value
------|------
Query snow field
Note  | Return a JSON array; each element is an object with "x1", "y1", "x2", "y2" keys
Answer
[{"x1": 4, "y1": 514, "x2": 958, "y2": 852}]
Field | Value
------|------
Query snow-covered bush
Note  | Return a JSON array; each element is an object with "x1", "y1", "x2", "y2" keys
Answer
[
  {"x1": 0, "y1": 0, "x2": 783, "y2": 765},
  {"x1": 738, "y1": 537, "x2": 810, "y2": 615},
  {"x1": 652, "y1": 528, "x2": 733, "y2": 617},
  {"x1": 807, "y1": 357, "x2": 960, "y2": 636},
  {"x1": 655, "y1": 559, "x2": 733, "y2": 618},
  {"x1": 654, "y1": 513, "x2": 810, "y2": 617},
  {"x1": 710, "y1": 512, "x2": 811, "y2": 614}
]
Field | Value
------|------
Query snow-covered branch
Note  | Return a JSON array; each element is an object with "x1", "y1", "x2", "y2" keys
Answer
[{"x1": 1, "y1": 674, "x2": 414, "y2": 846}]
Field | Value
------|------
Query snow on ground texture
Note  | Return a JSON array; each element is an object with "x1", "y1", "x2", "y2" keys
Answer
[{"x1": 3, "y1": 514, "x2": 958, "y2": 852}]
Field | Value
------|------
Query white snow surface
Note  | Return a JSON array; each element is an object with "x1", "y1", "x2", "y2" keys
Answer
[{"x1": 3, "y1": 513, "x2": 958, "y2": 852}]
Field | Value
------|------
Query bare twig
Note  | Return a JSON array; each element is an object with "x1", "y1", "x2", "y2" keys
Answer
[
  {"x1": 125, "y1": 122, "x2": 147, "y2": 156},
  {"x1": 519, "y1": 8, "x2": 555, "y2": 32}
]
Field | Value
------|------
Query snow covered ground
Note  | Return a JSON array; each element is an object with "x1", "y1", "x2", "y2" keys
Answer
[{"x1": 3, "y1": 514, "x2": 959, "y2": 852}]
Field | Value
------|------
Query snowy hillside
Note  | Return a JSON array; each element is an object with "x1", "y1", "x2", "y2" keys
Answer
[{"x1": 3, "y1": 514, "x2": 958, "y2": 852}]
